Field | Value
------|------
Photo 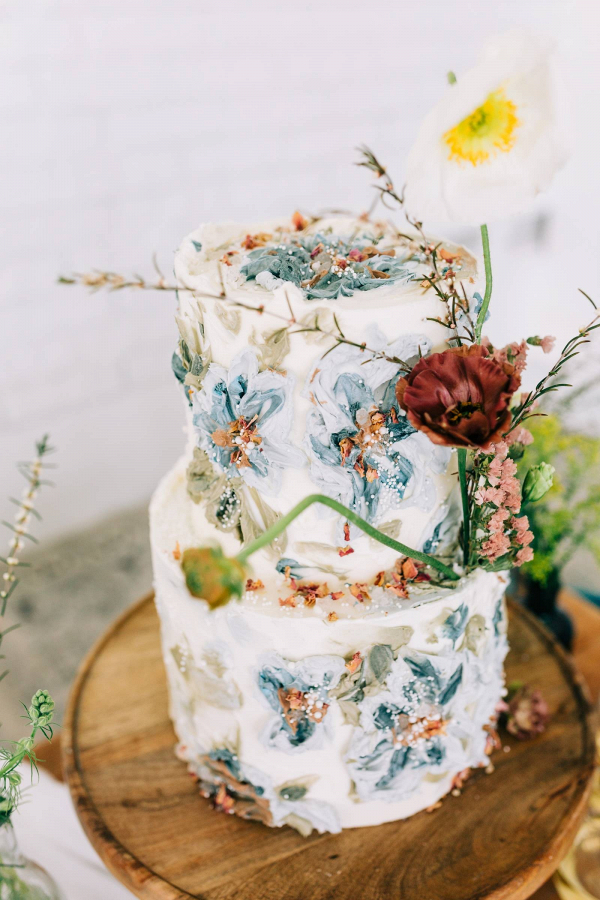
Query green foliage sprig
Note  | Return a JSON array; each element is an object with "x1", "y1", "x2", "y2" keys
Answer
[
  {"x1": 1, "y1": 437, "x2": 54, "y2": 683},
  {"x1": 518, "y1": 414, "x2": 600, "y2": 586},
  {"x1": 1, "y1": 436, "x2": 54, "y2": 619},
  {"x1": 0, "y1": 692, "x2": 55, "y2": 826},
  {"x1": 0, "y1": 437, "x2": 56, "y2": 826}
]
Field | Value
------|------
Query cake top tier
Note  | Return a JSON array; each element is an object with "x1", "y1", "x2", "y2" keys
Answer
[{"x1": 167, "y1": 214, "x2": 480, "y2": 608}]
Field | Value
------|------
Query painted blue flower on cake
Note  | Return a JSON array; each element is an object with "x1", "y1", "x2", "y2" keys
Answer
[
  {"x1": 256, "y1": 653, "x2": 346, "y2": 753},
  {"x1": 192, "y1": 349, "x2": 305, "y2": 494},
  {"x1": 304, "y1": 327, "x2": 451, "y2": 536},
  {"x1": 347, "y1": 651, "x2": 464, "y2": 802},
  {"x1": 241, "y1": 233, "x2": 415, "y2": 300},
  {"x1": 346, "y1": 638, "x2": 506, "y2": 803}
]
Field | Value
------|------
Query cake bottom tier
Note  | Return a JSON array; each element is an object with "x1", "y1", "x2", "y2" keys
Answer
[{"x1": 151, "y1": 482, "x2": 509, "y2": 833}]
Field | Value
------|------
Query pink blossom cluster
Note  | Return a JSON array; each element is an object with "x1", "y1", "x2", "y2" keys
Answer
[
  {"x1": 483, "y1": 338, "x2": 529, "y2": 375},
  {"x1": 506, "y1": 425, "x2": 533, "y2": 447},
  {"x1": 540, "y1": 335, "x2": 556, "y2": 354},
  {"x1": 474, "y1": 442, "x2": 534, "y2": 566}
]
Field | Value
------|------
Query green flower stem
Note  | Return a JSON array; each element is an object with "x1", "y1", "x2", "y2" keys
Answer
[
  {"x1": 457, "y1": 448, "x2": 470, "y2": 567},
  {"x1": 235, "y1": 493, "x2": 459, "y2": 581},
  {"x1": 475, "y1": 223, "x2": 493, "y2": 343}
]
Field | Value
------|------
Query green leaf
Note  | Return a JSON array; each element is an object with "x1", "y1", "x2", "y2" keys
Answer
[
  {"x1": 440, "y1": 664, "x2": 463, "y2": 705},
  {"x1": 368, "y1": 644, "x2": 394, "y2": 683}
]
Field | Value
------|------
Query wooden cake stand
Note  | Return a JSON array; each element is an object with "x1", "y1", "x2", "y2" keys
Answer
[{"x1": 63, "y1": 595, "x2": 597, "y2": 900}]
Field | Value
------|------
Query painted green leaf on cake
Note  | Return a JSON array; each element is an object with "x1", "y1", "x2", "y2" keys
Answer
[
  {"x1": 240, "y1": 488, "x2": 288, "y2": 558},
  {"x1": 463, "y1": 614, "x2": 487, "y2": 655},
  {"x1": 404, "y1": 655, "x2": 441, "y2": 689},
  {"x1": 283, "y1": 813, "x2": 314, "y2": 837},
  {"x1": 442, "y1": 603, "x2": 468, "y2": 644},
  {"x1": 337, "y1": 698, "x2": 362, "y2": 725},
  {"x1": 375, "y1": 746, "x2": 411, "y2": 790},
  {"x1": 278, "y1": 784, "x2": 308, "y2": 801},
  {"x1": 214, "y1": 302, "x2": 242, "y2": 334},
  {"x1": 171, "y1": 350, "x2": 187, "y2": 386},
  {"x1": 204, "y1": 475, "x2": 243, "y2": 531},
  {"x1": 250, "y1": 326, "x2": 291, "y2": 371},
  {"x1": 186, "y1": 447, "x2": 219, "y2": 502},
  {"x1": 439, "y1": 663, "x2": 463, "y2": 706},
  {"x1": 368, "y1": 644, "x2": 394, "y2": 683},
  {"x1": 373, "y1": 703, "x2": 400, "y2": 731},
  {"x1": 493, "y1": 597, "x2": 504, "y2": 636},
  {"x1": 169, "y1": 643, "x2": 243, "y2": 709}
]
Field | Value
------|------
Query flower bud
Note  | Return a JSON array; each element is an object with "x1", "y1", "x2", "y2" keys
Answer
[
  {"x1": 181, "y1": 546, "x2": 246, "y2": 609},
  {"x1": 522, "y1": 462, "x2": 555, "y2": 503},
  {"x1": 29, "y1": 689, "x2": 55, "y2": 727}
]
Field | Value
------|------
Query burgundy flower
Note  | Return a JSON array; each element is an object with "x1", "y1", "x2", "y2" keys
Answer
[{"x1": 395, "y1": 345, "x2": 520, "y2": 450}]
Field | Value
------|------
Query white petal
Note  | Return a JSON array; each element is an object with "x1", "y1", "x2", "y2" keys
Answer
[{"x1": 403, "y1": 28, "x2": 568, "y2": 225}]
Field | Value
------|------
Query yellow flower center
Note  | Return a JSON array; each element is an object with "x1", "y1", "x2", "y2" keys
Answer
[{"x1": 443, "y1": 89, "x2": 519, "y2": 166}]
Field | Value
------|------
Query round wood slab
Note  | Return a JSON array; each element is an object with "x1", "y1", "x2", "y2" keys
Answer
[{"x1": 63, "y1": 595, "x2": 596, "y2": 900}]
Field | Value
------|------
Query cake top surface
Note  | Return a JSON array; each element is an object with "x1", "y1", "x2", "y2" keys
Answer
[{"x1": 174, "y1": 214, "x2": 477, "y2": 313}]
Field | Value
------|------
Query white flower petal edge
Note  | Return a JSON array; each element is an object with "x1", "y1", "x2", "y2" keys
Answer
[{"x1": 403, "y1": 29, "x2": 568, "y2": 225}]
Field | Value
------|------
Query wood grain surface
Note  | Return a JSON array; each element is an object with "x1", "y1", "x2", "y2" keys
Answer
[{"x1": 62, "y1": 595, "x2": 597, "y2": 900}]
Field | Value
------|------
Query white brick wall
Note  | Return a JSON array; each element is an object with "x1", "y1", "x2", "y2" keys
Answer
[{"x1": 1, "y1": 0, "x2": 599, "y2": 541}]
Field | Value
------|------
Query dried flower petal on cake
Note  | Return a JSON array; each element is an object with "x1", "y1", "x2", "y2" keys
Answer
[
  {"x1": 396, "y1": 345, "x2": 520, "y2": 450},
  {"x1": 197, "y1": 750, "x2": 274, "y2": 826},
  {"x1": 192, "y1": 348, "x2": 305, "y2": 495},
  {"x1": 403, "y1": 30, "x2": 567, "y2": 225}
]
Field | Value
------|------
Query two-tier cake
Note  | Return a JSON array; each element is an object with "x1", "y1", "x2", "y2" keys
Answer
[{"x1": 150, "y1": 214, "x2": 508, "y2": 835}]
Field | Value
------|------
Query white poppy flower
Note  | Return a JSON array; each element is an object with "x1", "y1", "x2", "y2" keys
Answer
[{"x1": 403, "y1": 30, "x2": 568, "y2": 225}]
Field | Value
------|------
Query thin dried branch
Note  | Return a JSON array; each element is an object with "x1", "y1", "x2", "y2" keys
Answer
[{"x1": 509, "y1": 302, "x2": 600, "y2": 432}]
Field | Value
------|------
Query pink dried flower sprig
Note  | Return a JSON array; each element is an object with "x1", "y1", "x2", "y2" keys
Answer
[
  {"x1": 471, "y1": 442, "x2": 534, "y2": 568},
  {"x1": 483, "y1": 337, "x2": 529, "y2": 376},
  {"x1": 527, "y1": 334, "x2": 556, "y2": 354}
]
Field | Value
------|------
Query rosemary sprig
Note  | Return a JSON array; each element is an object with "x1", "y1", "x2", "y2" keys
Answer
[
  {"x1": 58, "y1": 271, "x2": 175, "y2": 293},
  {"x1": 356, "y1": 145, "x2": 407, "y2": 212},
  {"x1": 1, "y1": 436, "x2": 54, "y2": 624}
]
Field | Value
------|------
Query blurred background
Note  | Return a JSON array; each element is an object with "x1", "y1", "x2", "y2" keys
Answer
[{"x1": 1, "y1": 0, "x2": 600, "y2": 733}]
